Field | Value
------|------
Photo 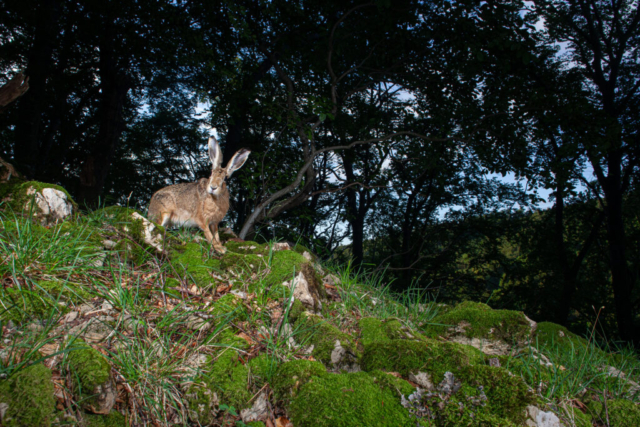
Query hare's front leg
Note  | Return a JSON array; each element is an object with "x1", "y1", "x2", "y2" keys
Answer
[{"x1": 207, "y1": 223, "x2": 226, "y2": 253}]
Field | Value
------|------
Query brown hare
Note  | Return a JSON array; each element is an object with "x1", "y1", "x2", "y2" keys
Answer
[{"x1": 148, "y1": 135, "x2": 250, "y2": 253}]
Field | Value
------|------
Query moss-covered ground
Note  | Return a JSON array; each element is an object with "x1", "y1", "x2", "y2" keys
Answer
[{"x1": 1, "y1": 185, "x2": 639, "y2": 426}]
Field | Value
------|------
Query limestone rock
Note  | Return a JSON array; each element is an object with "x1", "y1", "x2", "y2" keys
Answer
[
  {"x1": 273, "y1": 242, "x2": 291, "y2": 251},
  {"x1": 525, "y1": 406, "x2": 563, "y2": 427},
  {"x1": 448, "y1": 335, "x2": 511, "y2": 356},
  {"x1": 185, "y1": 315, "x2": 212, "y2": 333},
  {"x1": 26, "y1": 186, "x2": 73, "y2": 224},
  {"x1": 129, "y1": 212, "x2": 163, "y2": 252},
  {"x1": 240, "y1": 391, "x2": 269, "y2": 422},
  {"x1": 68, "y1": 316, "x2": 115, "y2": 343},
  {"x1": 409, "y1": 371, "x2": 434, "y2": 390},
  {"x1": 330, "y1": 339, "x2": 360, "y2": 372},
  {"x1": 289, "y1": 271, "x2": 322, "y2": 312},
  {"x1": 323, "y1": 274, "x2": 341, "y2": 286}
]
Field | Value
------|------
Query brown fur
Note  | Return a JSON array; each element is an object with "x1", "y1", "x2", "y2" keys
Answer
[{"x1": 147, "y1": 136, "x2": 249, "y2": 253}]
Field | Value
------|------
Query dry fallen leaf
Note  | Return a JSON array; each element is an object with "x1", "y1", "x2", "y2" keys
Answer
[
  {"x1": 271, "y1": 308, "x2": 283, "y2": 322},
  {"x1": 39, "y1": 342, "x2": 60, "y2": 357},
  {"x1": 237, "y1": 332, "x2": 255, "y2": 345},
  {"x1": 216, "y1": 284, "x2": 231, "y2": 294},
  {"x1": 275, "y1": 416, "x2": 293, "y2": 427}
]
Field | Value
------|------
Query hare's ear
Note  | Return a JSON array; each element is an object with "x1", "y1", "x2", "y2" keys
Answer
[
  {"x1": 208, "y1": 136, "x2": 222, "y2": 169},
  {"x1": 225, "y1": 149, "x2": 251, "y2": 178}
]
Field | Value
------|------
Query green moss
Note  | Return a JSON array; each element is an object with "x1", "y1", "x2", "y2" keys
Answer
[
  {"x1": 247, "y1": 353, "x2": 276, "y2": 389},
  {"x1": 0, "y1": 363, "x2": 56, "y2": 427},
  {"x1": 423, "y1": 301, "x2": 531, "y2": 344},
  {"x1": 359, "y1": 318, "x2": 391, "y2": 346},
  {"x1": 427, "y1": 396, "x2": 518, "y2": 427},
  {"x1": 359, "y1": 317, "x2": 424, "y2": 347},
  {"x1": 220, "y1": 247, "x2": 308, "y2": 298},
  {"x1": 264, "y1": 250, "x2": 307, "y2": 287},
  {"x1": 204, "y1": 349, "x2": 252, "y2": 409},
  {"x1": 291, "y1": 243, "x2": 314, "y2": 258},
  {"x1": 604, "y1": 399, "x2": 640, "y2": 427},
  {"x1": 246, "y1": 422, "x2": 266, "y2": 427},
  {"x1": 563, "y1": 406, "x2": 592, "y2": 427},
  {"x1": 367, "y1": 369, "x2": 415, "y2": 397},
  {"x1": 186, "y1": 383, "x2": 218, "y2": 426},
  {"x1": 0, "y1": 286, "x2": 68, "y2": 323},
  {"x1": 271, "y1": 359, "x2": 327, "y2": 406},
  {"x1": 187, "y1": 347, "x2": 254, "y2": 422},
  {"x1": 216, "y1": 325, "x2": 250, "y2": 351},
  {"x1": 66, "y1": 339, "x2": 112, "y2": 408},
  {"x1": 288, "y1": 298, "x2": 306, "y2": 323},
  {"x1": 294, "y1": 312, "x2": 358, "y2": 366},
  {"x1": 225, "y1": 240, "x2": 270, "y2": 255},
  {"x1": 95, "y1": 206, "x2": 165, "y2": 261},
  {"x1": 289, "y1": 371, "x2": 414, "y2": 427},
  {"x1": 171, "y1": 241, "x2": 222, "y2": 287},
  {"x1": 82, "y1": 411, "x2": 127, "y2": 427},
  {"x1": 208, "y1": 293, "x2": 246, "y2": 330},
  {"x1": 457, "y1": 365, "x2": 534, "y2": 424},
  {"x1": 534, "y1": 322, "x2": 591, "y2": 352},
  {"x1": 361, "y1": 338, "x2": 484, "y2": 381}
]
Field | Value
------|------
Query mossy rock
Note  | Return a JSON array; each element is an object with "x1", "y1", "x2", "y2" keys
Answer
[
  {"x1": 95, "y1": 206, "x2": 165, "y2": 260},
  {"x1": 221, "y1": 251, "x2": 264, "y2": 275},
  {"x1": 264, "y1": 250, "x2": 313, "y2": 288},
  {"x1": 288, "y1": 371, "x2": 414, "y2": 427},
  {"x1": 66, "y1": 339, "x2": 114, "y2": 413},
  {"x1": 220, "y1": 246, "x2": 309, "y2": 296},
  {"x1": 208, "y1": 293, "x2": 246, "y2": 328},
  {"x1": 271, "y1": 359, "x2": 328, "y2": 406},
  {"x1": 361, "y1": 338, "x2": 484, "y2": 380},
  {"x1": 359, "y1": 317, "x2": 425, "y2": 347},
  {"x1": 533, "y1": 322, "x2": 591, "y2": 351},
  {"x1": 0, "y1": 363, "x2": 56, "y2": 426},
  {"x1": 170, "y1": 241, "x2": 222, "y2": 287},
  {"x1": 215, "y1": 324, "x2": 251, "y2": 351},
  {"x1": 187, "y1": 349, "x2": 252, "y2": 418},
  {"x1": 82, "y1": 411, "x2": 127, "y2": 427},
  {"x1": 0, "y1": 179, "x2": 77, "y2": 212},
  {"x1": 294, "y1": 312, "x2": 359, "y2": 368},
  {"x1": 247, "y1": 353, "x2": 277, "y2": 390},
  {"x1": 456, "y1": 364, "x2": 535, "y2": 424},
  {"x1": 423, "y1": 301, "x2": 532, "y2": 345},
  {"x1": 225, "y1": 240, "x2": 270, "y2": 256}
]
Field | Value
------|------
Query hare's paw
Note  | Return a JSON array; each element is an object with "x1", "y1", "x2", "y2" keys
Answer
[{"x1": 213, "y1": 245, "x2": 227, "y2": 254}]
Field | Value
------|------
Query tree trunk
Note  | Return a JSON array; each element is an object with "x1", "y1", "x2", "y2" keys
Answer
[
  {"x1": 76, "y1": 24, "x2": 130, "y2": 208},
  {"x1": 342, "y1": 152, "x2": 365, "y2": 265},
  {"x1": 13, "y1": 0, "x2": 60, "y2": 176},
  {"x1": 602, "y1": 159, "x2": 636, "y2": 343}
]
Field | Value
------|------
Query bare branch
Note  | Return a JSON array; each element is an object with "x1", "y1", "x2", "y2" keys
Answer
[{"x1": 0, "y1": 73, "x2": 29, "y2": 110}]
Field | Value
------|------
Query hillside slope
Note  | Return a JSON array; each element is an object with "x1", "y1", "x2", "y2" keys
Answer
[{"x1": 0, "y1": 181, "x2": 639, "y2": 427}]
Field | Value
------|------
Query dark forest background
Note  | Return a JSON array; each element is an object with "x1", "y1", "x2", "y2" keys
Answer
[{"x1": 1, "y1": 0, "x2": 639, "y2": 345}]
